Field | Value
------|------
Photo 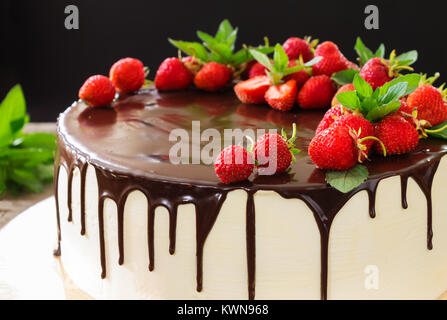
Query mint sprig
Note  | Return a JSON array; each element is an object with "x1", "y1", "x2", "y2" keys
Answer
[
  {"x1": 355, "y1": 37, "x2": 418, "y2": 69},
  {"x1": 0, "y1": 85, "x2": 56, "y2": 195},
  {"x1": 169, "y1": 19, "x2": 273, "y2": 68},
  {"x1": 326, "y1": 164, "x2": 368, "y2": 193},
  {"x1": 250, "y1": 44, "x2": 321, "y2": 84},
  {"x1": 355, "y1": 37, "x2": 386, "y2": 66},
  {"x1": 336, "y1": 73, "x2": 421, "y2": 122}
]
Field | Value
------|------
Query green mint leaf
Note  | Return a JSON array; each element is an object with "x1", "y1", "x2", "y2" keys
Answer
[
  {"x1": 366, "y1": 100, "x2": 401, "y2": 122},
  {"x1": 379, "y1": 82, "x2": 408, "y2": 105},
  {"x1": 397, "y1": 50, "x2": 418, "y2": 66},
  {"x1": 336, "y1": 91, "x2": 361, "y2": 110},
  {"x1": 282, "y1": 65, "x2": 304, "y2": 76},
  {"x1": 354, "y1": 37, "x2": 375, "y2": 65},
  {"x1": 361, "y1": 97, "x2": 379, "y2": 113},
  {"x1": 375, "y1": 44, "x2": 386, "y2": 58},
  {"x1": 197, "y1": 31, "x2": 218, "y2": 46},
  {"x1": 232, "y1": 48, "x2": 251, "y2": 66},
  {"x1": 9, "y1": 168, "x2": 43, "y2": 193},
  {"x1": 10, "y1": 115, "x2": 30, "y2": 138},
  {"x1": 273, "y1": 43, "x2": 289, "y2": 72},
  {"x1": 326, "y1": 165, "x2": 368, "y2": 193},
  {"x1": 303, "y1": 56, "x2": 322, "y2": 67},
  {"x1": 3, "y1": 148, "x2": 54, "y2": 167},
  {"x1": 34, "y1": 163, "x2": 54, "y2": 182},
  {"x1": 379, "y1": 73, "x2": 421, "y2": 97},
  {"x1": 353, "y1": 74, "x2": 373, "y2": 98},
  {"x1": 12, "y1": 133, "x2": 56, "y2": 150},
  {"x1": 206, "y1": 42, "x2": 233, "y2": 64},
  {"x1": 232, "y1": 45, "x2": 274, "y2": 66},
  {"x1": 215, "y1": 19, "x2": 233, "y2": 42},
  {"x1": 331, "y1": 69, "x2": 359, "y2": 85},
  {"x1": 168, "y1": 39, "x2": 210, "y2": 62},
  {"x1": 226, "y1": 28, "x2": 238, "y2": 50},
  {"x1": 426, "y1": 120, "x2": 447, "y2": 140},
  {"x1": 249, "y1": 48, "x2": 274, "y2": 71},
  {"x1": 0, "y1": 85, "x2": 27, "y2": 147}
]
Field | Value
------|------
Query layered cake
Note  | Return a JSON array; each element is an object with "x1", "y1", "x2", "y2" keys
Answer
[
  {"x1": 55, "y1": 88, "x2": 447, "y2": 300},
  {"x1": 54, "y1": 21, "x2": 447, "y2": 299}
]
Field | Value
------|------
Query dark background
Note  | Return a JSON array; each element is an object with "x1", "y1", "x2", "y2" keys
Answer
[{"x1": 1, "y1": 0, "x2": 445, "y2": 122}]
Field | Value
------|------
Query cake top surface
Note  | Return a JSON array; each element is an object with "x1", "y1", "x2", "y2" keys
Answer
[{"x1": 58, "y1": 87, "x2": 447, "y2": 189}]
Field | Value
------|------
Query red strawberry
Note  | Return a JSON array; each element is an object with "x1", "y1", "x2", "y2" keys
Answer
[
  {"x1": 254, "y1": 126, "x2": 299, "y2": 174},
  {"x1": 312, "y1": 41, "x2": 349, "y2": 76},
  {"x1": 406, "y1": 84, "x2": 447, "y2": 126},
  {"x1": 282, "y1": 37, "x2": 314, "y2": 62},
  {"x1": 284, "y1": 60, "x2": 310, "y2": 89},
  {"x1": 155, "y1": 57, "x2": 192, "y2": 91},
  {"x1": 374, "y1": 113, "x2": 419, "y2": 155},
  {"x1": 297, "y1": 75, "x2": 336, "y2": 109},
  {"x1": 309, "y1": 125, "x2": 358, "y2": 170},
  {"x1": 249, "y1": 62, "x2": 268, "y2": 78},
  {"x1": 331, "y1": 83, "x2": 355, "y2": 107},
  {"x1": 194, "y1": 62, "x2": 231, "y2": 91},
  {"x1": 398, "y1": 96, "x2": 413, "y2": 114},
  {"x1": 264, "y1": 79, "x2": 297, "y2": 111},
  {"x1": 79, "y1": 75, "x2": 116, "y2": 107},
  {"x1": 234, "y1": 75, "x2": 271, "y2": 104},
  {"x1": 332, "y1": 114, "x2": 375, "y2": 160},
  {"x1": 214, "y1": 145, "x2": 254, "y2": 184},
  {"x1": 315, "y1": 105, "x2": 346, "y2": 135},
  {"x1": 359, "y1": 57, "x2": 393, "y2": 90},
  {"x1": 109, "y1": 58, "x2": 145, "y2": 93}
]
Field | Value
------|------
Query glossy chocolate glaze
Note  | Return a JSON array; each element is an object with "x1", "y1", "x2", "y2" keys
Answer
[{"x1": 55, "y1": 87, "x2": 447, "y2": 300}]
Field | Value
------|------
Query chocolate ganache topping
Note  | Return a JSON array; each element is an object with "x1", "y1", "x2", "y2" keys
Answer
[{"x1": 55, "y1": 86, "x2": 447, "y2": 300}]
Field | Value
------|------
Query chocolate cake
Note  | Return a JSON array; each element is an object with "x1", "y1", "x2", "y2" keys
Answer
[{"x1": 54, "y1": 87, "x2": 447, "y2": 299}]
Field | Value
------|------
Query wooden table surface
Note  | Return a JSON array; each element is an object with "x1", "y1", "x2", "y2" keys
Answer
[{"x1": 0, "y1": 123, "x2": 56, "y2": 230}]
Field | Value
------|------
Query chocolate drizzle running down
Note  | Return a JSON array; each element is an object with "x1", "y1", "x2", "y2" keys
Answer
[{"x1": 55, "y1": 89, "x2": 447, "y2": 300}]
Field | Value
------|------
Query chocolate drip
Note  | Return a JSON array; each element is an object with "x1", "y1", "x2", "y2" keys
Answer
[
  {"x1": 194, "y1": 191, "x2": 227, "y2": 292},
  {"x1": 66, "y1": 167, "x2": 74, "y2": 222},
  {"x1": 148, "y1": 205, "x2": 155, "y2": 271},
  {"x1": 246, "y1": 192, "x2": 256, "y2": 300},
  {"x1": 274, "y1": 187, "x2": 362, "y2": 300},
  {"x1": 117, "y1": 196, "x2": 125, "y2": 265},
  {"x1": 80, "y1": 164, "x2": 88, "y2": 235},
  {"x1": 98, "y1": 197, "x2": 106, "y2": 279},
  {"x1": 365, "y1": 180, "x2": 380, "y2": 218},
  {"x1": 400, "y1": 175, "x2": 409, "y2": 209},
  {"x1": 404, "y1": 159, "x2": 440, "y2": 250},
  {"x1": 54, "y1": 89, "x2": 447, "y2": 300},
  {"x1": 168, "y1": 204, "x2": 178, "y2": 255}
]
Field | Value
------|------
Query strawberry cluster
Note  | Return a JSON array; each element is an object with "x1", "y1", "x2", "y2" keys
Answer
[
  {"x1": 310, "y1": 70, "x2": 447, "y2": 192},
  {"x1": 214, "y1": 125, "x2": 300, "y2": 184},
  {"x1": 154, "y1": 20, "x2": 272, "y2": 93},
  {"x1": 234, "y1": 39, "x2": 362, "y2": 111},
  {"x1": 79, "y1": 57, "x2": 147, "y2": 107}
]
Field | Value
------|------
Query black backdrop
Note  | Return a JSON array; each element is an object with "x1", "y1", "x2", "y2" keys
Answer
[{"x1": 1, "y1": 0, "x2": 445, "y2": 121}]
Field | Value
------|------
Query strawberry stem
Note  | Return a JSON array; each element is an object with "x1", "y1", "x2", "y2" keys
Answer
[
  {"x1": 285, "y1": 123, "x2": 300, "y2": 163},
  {"x1": 359, "y1": 136, "x2": 387, "y2": 156}
]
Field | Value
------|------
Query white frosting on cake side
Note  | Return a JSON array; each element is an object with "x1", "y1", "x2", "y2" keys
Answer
[{"x1": 57, "y1": 159, "x2": 447, "y2": 299}]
